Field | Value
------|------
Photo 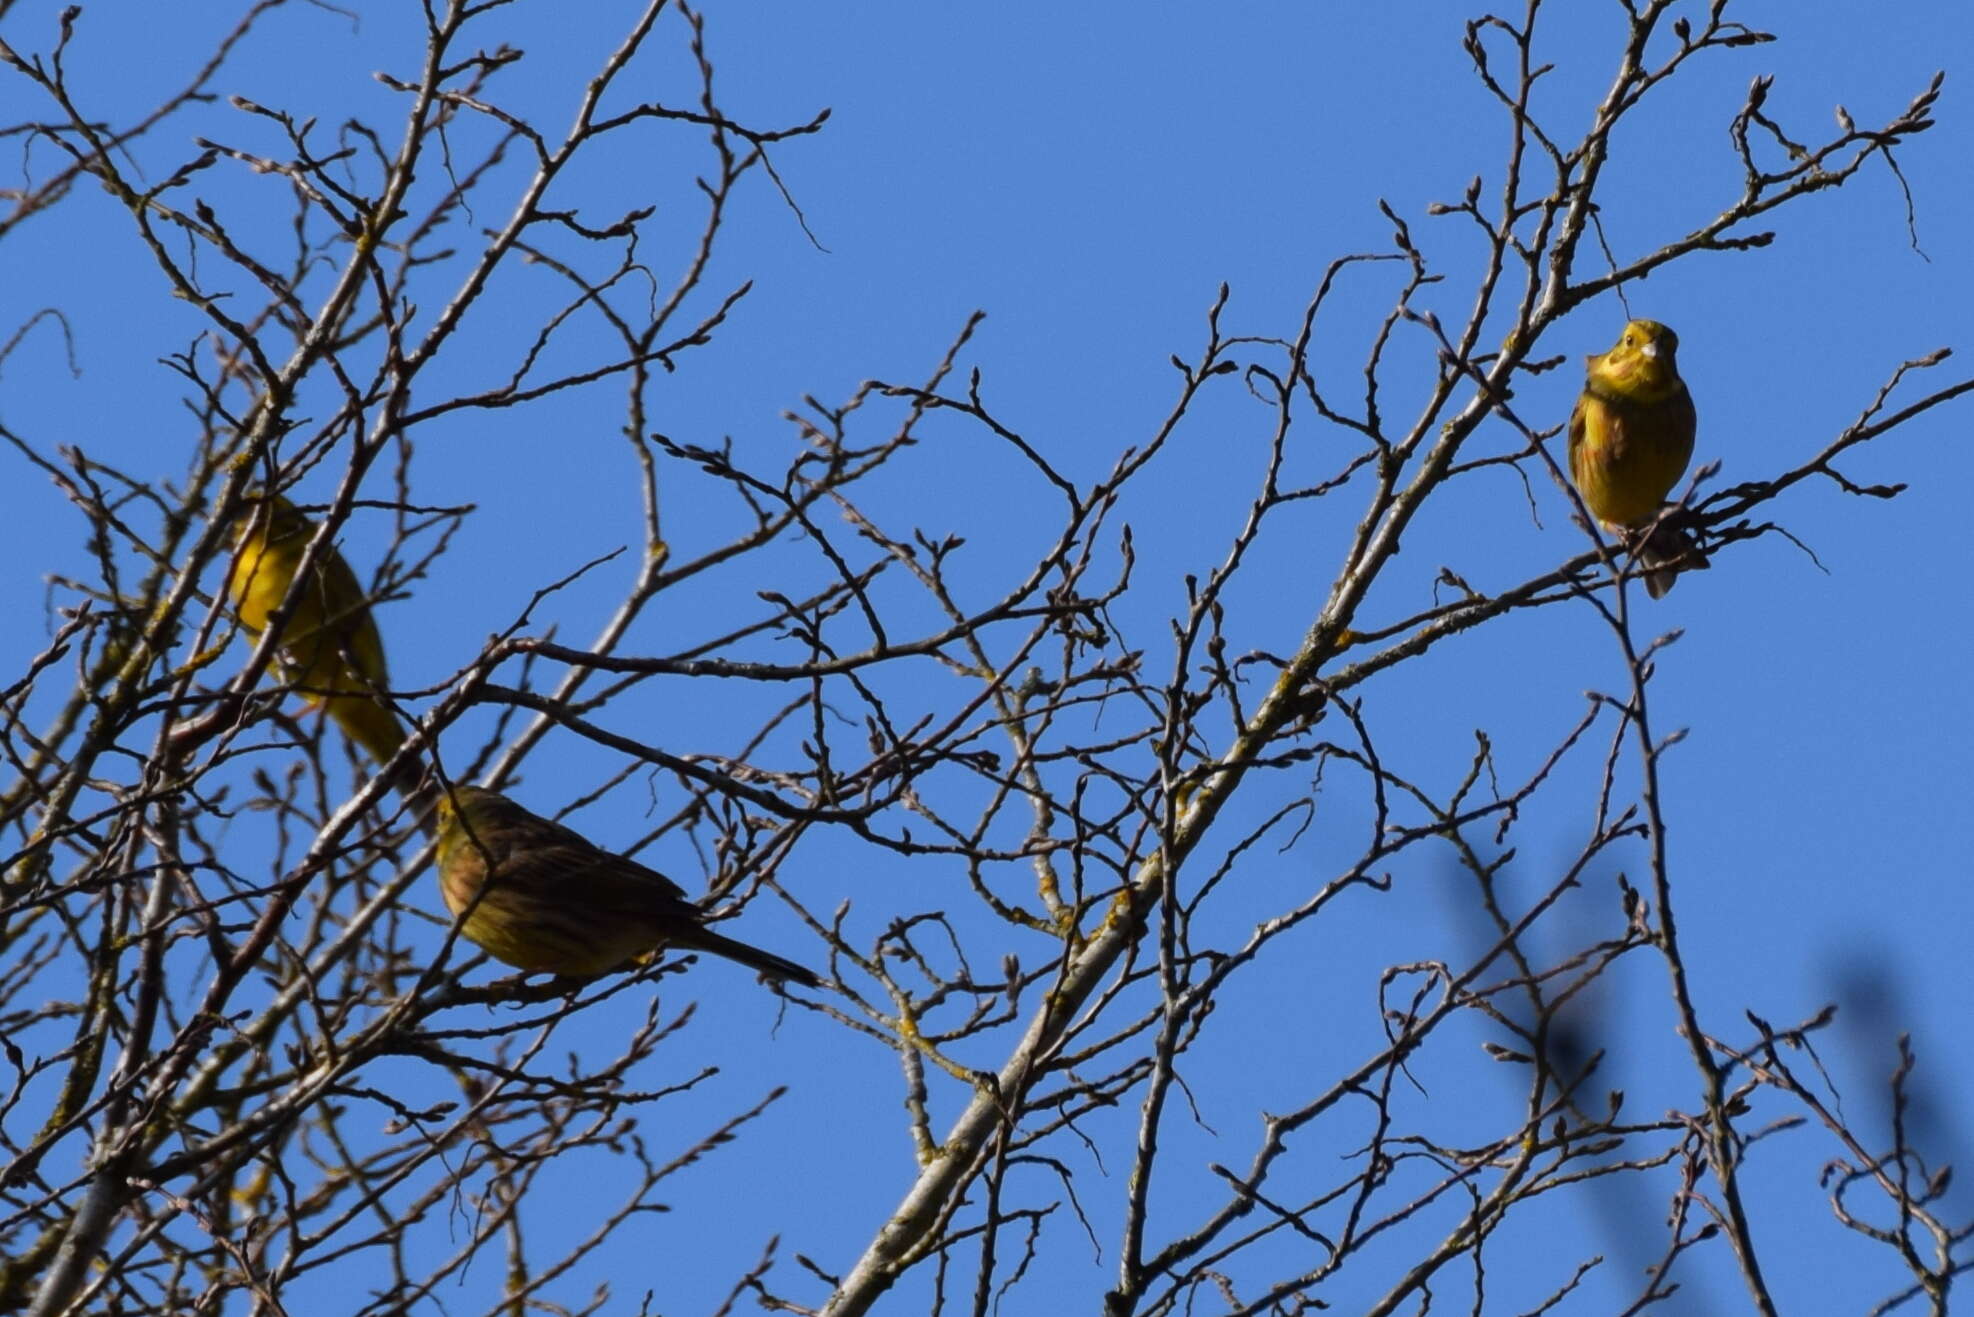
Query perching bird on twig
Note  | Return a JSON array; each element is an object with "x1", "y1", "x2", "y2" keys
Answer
[
  {"x1": 434, "y1": 785, "x2": 821, "y2": 988},
  {"x1": 225, "y1": 490, "x2": 407, "y2": 765},
  {"x1": 1568, "y1": 319, "x2": 1704, "y2": 598}
]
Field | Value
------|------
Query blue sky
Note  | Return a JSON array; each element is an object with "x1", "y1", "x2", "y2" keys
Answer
[{"x1": 3, "y1": 2, "x2": 1972, "y2": 1312}]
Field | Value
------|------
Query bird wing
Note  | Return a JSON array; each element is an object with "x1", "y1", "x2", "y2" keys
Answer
[
  {"x1": 1567, "y1": 392, "x2": 1588, "y2": 486},
  {"x1": 1665, "y1": 382, "x2": 1698, "y2": 475},
  {"x1": 1567, "y1": 391, "x2": 1624, "y2": 484},
  {"x1": 573, "y1": 850, "x2": 698, "y2": 913},
  {"x1": 486, "y1": 830, "x2": 696, "y2": 915},
  {"x1": 311, "y1": 550, "x2": 391, "y2": 689}
]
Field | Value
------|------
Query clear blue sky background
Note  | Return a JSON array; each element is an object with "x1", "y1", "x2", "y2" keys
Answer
[{"x1": 3, "y1": 2, "x2": 1971, "y2": 1312}]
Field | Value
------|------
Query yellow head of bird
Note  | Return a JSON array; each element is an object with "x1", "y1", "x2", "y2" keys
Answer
[
  {"x1": 434, "y1": 785, "x2": 520, "y2": 838},
  {"x1": 233, "y1": 491, "x2": 313, "y2": 548},
  {"x1": 1587, "y1": 319, "x2": 1683, "y2": 402}
]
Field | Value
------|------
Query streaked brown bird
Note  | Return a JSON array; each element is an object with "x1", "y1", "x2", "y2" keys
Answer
[
  {"x1": 1568, "y1": 318, "x2": 1703, "y2": 598},
  {"x1": 433, "y1": 785, "x2": 822, "y2": 988},
  {"x1": 225, "y1": 491, "x2": 407, "y2": 765}
]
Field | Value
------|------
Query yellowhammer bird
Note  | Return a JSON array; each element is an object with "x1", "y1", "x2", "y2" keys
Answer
[
  {"x1": 433, "y1": 785, "x2": 822, "y2": 988},
  {"x1": 1568, "y1": 319, "x2": 1703, "y2": 598},
  {"x1": 225, "y1": 491, "x2": 406, "y2": 766}
]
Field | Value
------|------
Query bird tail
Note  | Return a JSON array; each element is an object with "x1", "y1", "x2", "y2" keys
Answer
[
  {"x1": 673, "y1": 925, "x2": 822, "y2": 988},
  {"x1": 1631, "y1": 517, "x2": 1708, "y2": 599}
]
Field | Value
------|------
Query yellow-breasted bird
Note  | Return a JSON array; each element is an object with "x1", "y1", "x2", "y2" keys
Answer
[
  {"x1": 433, "y1": 785, "x2": 822, "y2": 988},
  {"x1": 225, "y1": 492, "x2": 406, "y2": 766},
  {"x1": 1568, "y1": 319, "x2": 1702, "y2": 598}
]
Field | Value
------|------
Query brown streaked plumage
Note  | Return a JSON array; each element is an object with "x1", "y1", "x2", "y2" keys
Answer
[{"x1": 433, "y1": 785, "x2": 821, "y2": 988}]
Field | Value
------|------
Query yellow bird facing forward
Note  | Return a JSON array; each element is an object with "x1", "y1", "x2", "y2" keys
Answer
[
  {"x1": 433, "y1": 785, "x2": 822, "y2": 988},
  {"x1": 1568, "y1": 319, "x2": 1702, "y2": 598},
  {"x1": 225, "y1": 492, "x2": 406, "y2": 766}
]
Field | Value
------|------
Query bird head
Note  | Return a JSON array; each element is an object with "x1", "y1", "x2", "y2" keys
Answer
[
  {"x1": 434, "y1": 784, "x2": 532, "y2": 839},
  {"x1": 436, "y1": 784, "x2": 485, "y2": 828},
  {"x1": 233, "y1": 490, "x2": 313, "y2": 547},
  {"x1": 1586, "y1": 319, "x2": 1684, "y2": 402}
]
